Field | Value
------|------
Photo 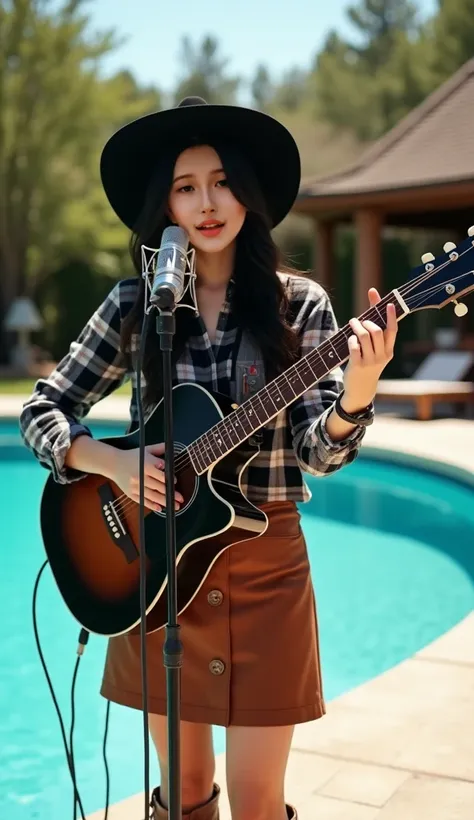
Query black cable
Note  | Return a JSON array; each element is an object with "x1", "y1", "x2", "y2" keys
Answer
[
  {"x1": 32, "y1": 561, "x2": 111, "y2": 820},
  {"x1": 32, "y1": 302, "x2": 154, "y2": 820},
  {"x1": 32, "y1": 560, "x2": 87, "y2": 820},
  {"x1": 69, "y1": 654, "x2": 81, "y2": 819},
  {"x1": 102, "y1": 700, "x2": 111, "y2": 820},
  {"x1": 136, "y1": 309, "x2": 153, "y2": 820}
]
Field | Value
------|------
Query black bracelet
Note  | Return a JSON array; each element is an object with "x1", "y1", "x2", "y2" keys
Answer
[{"x1": 334, "y1": 391, "x2": 374, "y2": 427}]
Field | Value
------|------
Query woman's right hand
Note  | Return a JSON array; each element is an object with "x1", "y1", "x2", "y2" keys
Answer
[{"x1": 110, "y1": 443, "x2": 184, "y2": 512}]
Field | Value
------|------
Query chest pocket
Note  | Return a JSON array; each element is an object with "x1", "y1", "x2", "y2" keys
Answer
[{"x1": 231, "y1": 327, "x2": 266, "y2": 405}]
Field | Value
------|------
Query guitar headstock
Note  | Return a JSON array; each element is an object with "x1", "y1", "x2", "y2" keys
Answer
[{"x1": 399, "y1": 226, "x2": 474, "y2": 317}]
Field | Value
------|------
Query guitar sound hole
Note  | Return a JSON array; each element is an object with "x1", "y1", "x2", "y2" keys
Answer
[
  {"x1": 154, "y1": 461, "x2": 198, "y2": 516},
  {"x1": 176, "y1": 463, "x2": 199, "y2": 509}
]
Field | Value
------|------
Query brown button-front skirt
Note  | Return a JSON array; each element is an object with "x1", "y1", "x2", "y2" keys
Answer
[{"x1": 100, "y1": 500, "x2": 326, "y2": 727}]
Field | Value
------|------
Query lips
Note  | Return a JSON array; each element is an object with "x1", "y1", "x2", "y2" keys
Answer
[{"x1": 196, "y1": 222, "x2": 225, "y2": 238}]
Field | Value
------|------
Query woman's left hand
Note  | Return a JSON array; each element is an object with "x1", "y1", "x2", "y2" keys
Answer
[{"x1": 342, "y1": 288, "x2": 398, "y2": 411}]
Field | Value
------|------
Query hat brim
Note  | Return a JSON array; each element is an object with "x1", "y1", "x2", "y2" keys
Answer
[{"x1": 99, "y1": 103, "x2": 301, "y2": 231}]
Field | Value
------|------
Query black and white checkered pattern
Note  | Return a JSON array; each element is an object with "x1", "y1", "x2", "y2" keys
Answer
[{"x1": 19, "y1": 273, "x2": 370, "y2": 503}]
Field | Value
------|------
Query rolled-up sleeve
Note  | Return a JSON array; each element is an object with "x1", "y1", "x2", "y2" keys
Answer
[
  {"x1": 19, "y1": 281, "x2": 130, "y2": 484},
  {"x1": 289, "y1": 283, "x2": 371, "y2": 477}
]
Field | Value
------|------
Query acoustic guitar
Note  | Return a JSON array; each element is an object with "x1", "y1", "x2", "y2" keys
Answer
[{"x1": 40, "y1": 230, "x2": 474, "y2": 637}]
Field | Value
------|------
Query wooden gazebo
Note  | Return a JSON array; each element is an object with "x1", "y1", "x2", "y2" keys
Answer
[{"x1": 293, "y1": 59, "x2": 474, "y2": 317}]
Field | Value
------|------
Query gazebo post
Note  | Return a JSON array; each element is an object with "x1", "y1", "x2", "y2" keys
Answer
[
  {"x1": 313, "y1": 218, "x2": 335, "y2": 292},
  {"x1": 354, "y1": 208, "x2": 383, "y2": 316}
]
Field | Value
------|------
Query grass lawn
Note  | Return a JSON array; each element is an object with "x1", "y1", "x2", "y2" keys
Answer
[{"x1": 0, "y1": 379, "x2": 131, "y2": 396}]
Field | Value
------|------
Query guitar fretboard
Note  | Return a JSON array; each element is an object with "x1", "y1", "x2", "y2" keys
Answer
[{"x1": 187, "y1": 291, "x2": 406, "y2": 473}]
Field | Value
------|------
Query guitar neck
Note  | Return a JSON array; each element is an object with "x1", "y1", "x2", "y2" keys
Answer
[{"x1": 187, "y1": 289, "x2": 408, "y2": 474}]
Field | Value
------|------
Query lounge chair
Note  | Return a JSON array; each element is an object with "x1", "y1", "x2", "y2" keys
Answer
[{"x1": 376, "y1": 350, "x2": 474, "y2": 421}]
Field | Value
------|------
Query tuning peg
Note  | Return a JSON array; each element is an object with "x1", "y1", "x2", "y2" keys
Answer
[
  {"x1": 468, "y1": 226, "x2": 474, "y2": 237},
  {"x1": 443, "y1": 241, "x2": 457, "y2": 253},
  {"x1": 421, "y1": 252, "x2": 435, "y2": 264},
  {"x1": 454, "y1": 301, "x2": 468, "y2": 317}
]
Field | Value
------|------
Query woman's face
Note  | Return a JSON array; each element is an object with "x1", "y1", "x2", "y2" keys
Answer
[{"x1": 167, "y1": 144, "x2": 247, "y2": 253}]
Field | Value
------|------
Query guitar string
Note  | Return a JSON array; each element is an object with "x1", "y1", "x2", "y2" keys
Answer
[
  {"x1": 181, "y1": 253, "x2": 474, "y2": 474},
  {"x1": 109, "y1": 258, "x2": 473, "y2": 519},
  {"x1": 109, "y1": 263, "x2": 472, "y2": 521},
  {"x1": 108, "y1": 251, "x2": 473, "y2": 519}
]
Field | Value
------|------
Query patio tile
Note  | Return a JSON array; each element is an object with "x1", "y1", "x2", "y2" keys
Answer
[
  {"x1": 297, "y1": 793, "x2": 379, "y2": 819},
  {"x1": 318, "y1": 761, "x2": 411, "y2": 806},
  {"x1": 376, "y1": 773, "x2": 474, "y2": 819},
  {"x1": 284, "y1": 749, "x2": 342, "y2": 799},
  {"x1": 416, "y1": 614, "x2": 474, "y2": 666},
  {"x1": 337, "y1": 657, "x2": 474, "y2": 719}
]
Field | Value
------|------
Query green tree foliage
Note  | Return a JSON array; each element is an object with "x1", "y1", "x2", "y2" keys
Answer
[
  {"x1": 272, "y1": 67, "x2": 309, "y2": 112},
  {"x1": 346, "y1": 0, "x2": 418, "y2": 69},
  {"x1": 0, "y1": 0, "x2": 161, "y2": 318},
  {"x1": 312, "y1": 0, "x2": 474, "y2": 141},
  {"x1": 173, "y1": 35, "x2": 240, "y2": 104},
  {"x1": 3, "y1": 0, "x2": 474, "y2": 361},
  {"x1": 430, "y1": 0, "x2": 474, "y2": 81},
  {"x1": 313, "y1": 0, "x2": 431, "y2": 139},
  {"x1": 250, "y1": 63, "x2": 273, "y2": 110}
]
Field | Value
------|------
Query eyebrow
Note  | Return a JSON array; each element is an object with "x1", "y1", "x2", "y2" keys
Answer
[{"x1": 173, "y1": 168, "x2": 225, "y2": 183}]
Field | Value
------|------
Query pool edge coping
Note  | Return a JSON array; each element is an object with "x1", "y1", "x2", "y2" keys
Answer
[
  {"x1": 2, "y1": 397, "x2": 473, "y2": 819},
  {"x1": 2, "y1": 405, "x2": 473, "y2": 491},
  {"x1": 362, "y1": 442, "x2": 474, "y2": 489}
]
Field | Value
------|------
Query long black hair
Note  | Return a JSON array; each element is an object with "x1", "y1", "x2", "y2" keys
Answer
[{"x1": 120, "y1": 137, "x2": 303, "y2": 405}]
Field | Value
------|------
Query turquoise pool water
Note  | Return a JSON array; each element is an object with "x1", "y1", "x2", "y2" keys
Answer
[{"x1": 0, "y1": 418, "x2": 473, "y2": 819}]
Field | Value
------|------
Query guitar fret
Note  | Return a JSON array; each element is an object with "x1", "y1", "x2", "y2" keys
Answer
[
  {"x1": 187, "y1": 291, "x2": 410, "y2": 475},
  {"x1": 237, "y1": 403, "x2": 255, "y2": 431},
  {"x1": 245, "y1": 397, "x2": 263, "y2": 426},
  {"x1": 221, "y1": 416, "x2": 240, "y2": 446},
  {"x1": 373, "y1": 304, "x2": 387, "y2": 327},
  {"x1": 189, "y1": 443, "x2": 206, "y2": 473},
  {"x1": 210, "y1": 427, "x2": 226, "y2": 456},
  {"x1": 318, "y1": 343, "x2": 339, "y2": 370},
  {"x1": 297, "y1": 358, "x2": 316, "y2": 385},
  {"x1": 269, "y1": 381, "x2": 286, "y2": 407},
  {"x1": 231, "y1": 412, "x2": 247, "y2": 439},
  {"x1": 199, "y1": 431, "x2": 215, "y2": 463},
  {"x1": 252, "y1": 391, "x2": 272, "y2": 422},
  {"x1": 305, "y1": 357, "x2": 318, "y2": 380},
  {"x1": 261, "y1": 387, "x2": 279, "y2": 414},
  {"x1": 281, "y1": 372, "x2": 297, "y2": 397},
  {"x1": 288, "y1": 367, "x2": 308, "y2": 395},
  {"x1": 189, "y1": 435, "x2": 206, "y2": 465},
  {"x1": 215, "y1": 425, "x2": 233, "y2": 454}
]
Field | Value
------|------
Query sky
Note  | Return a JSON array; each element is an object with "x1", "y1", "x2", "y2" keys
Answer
[{"x1": 85, "y1": 0, "x2": 436, "y2": 104}]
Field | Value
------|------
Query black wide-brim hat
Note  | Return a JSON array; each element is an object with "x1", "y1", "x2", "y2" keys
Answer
[{"x1": 100, "y1": 96, "x2": 301, "y2": 231}]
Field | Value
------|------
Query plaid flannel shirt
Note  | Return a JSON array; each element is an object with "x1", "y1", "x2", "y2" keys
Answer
[{"x1": 19, "y1": 272, "x2": 371, "y2": 504}]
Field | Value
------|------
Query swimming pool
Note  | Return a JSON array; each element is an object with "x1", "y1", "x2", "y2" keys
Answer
[{"x1": 1, "y1": 418, "x2": 473, "y2": 819}]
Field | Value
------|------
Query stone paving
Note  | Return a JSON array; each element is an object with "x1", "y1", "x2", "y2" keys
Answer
[{"x1": 2, "y1": 394, "x2": 473, "y2": 819}]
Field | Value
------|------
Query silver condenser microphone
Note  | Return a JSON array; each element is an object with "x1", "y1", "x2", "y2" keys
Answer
[{"x1": 149, "y1": 226, "x2": 189, "y2": 309}]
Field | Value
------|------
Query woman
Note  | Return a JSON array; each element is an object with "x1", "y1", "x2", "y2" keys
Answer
[{"x1": 20, "y1": 97, "x2": 398, "y2": 820}]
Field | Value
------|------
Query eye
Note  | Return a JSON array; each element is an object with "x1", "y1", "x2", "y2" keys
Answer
[
  {"x1": 177, "y1": 185, "x2": 193, "y2": 193},
  {"x1": 217, "y1": 179, "x2": 228, "y2": 187}
]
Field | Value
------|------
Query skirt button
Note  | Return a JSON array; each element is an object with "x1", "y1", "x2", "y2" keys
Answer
[
  {"x1": 209, "y1": 659, "x2": 225, "y2": 676},
  {"x1": 207, "y1": 589, "x2": 223, "y2": 606}
]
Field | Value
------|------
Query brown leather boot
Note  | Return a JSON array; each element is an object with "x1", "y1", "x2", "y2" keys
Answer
[{"x1": 150, "y1": 784, "x2": 220, "y2": 819}]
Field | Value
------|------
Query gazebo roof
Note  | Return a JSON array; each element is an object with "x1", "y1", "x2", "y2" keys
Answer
[{"x1": 297, "y1": 58, "x2": 474, "y2": 202}]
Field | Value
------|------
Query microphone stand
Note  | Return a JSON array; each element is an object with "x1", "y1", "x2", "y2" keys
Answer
[{"x1": 154, "y1": 289, "x2": 182, "y2": 820}]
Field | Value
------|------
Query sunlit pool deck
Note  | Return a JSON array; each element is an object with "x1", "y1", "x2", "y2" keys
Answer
[{"x1": 2, "y1": 394, "x2": 473, "y2": 819}]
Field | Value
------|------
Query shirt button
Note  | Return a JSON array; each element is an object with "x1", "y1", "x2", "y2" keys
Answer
[
  {"x1": 209, "y1": 659, "x2": 225, "y2": 676},
  {"x1": 207, "y1": 589, "x2": 224, "y2": 606}
]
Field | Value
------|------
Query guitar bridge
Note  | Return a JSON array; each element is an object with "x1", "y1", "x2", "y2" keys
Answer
[{"x1": 98, "y1": 483, "x2": 139, "y2": 564}]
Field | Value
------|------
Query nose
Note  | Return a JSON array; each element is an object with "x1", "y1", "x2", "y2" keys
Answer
[{"x1": 199, "y1": 186, "x2": 216, "y2": 213}]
